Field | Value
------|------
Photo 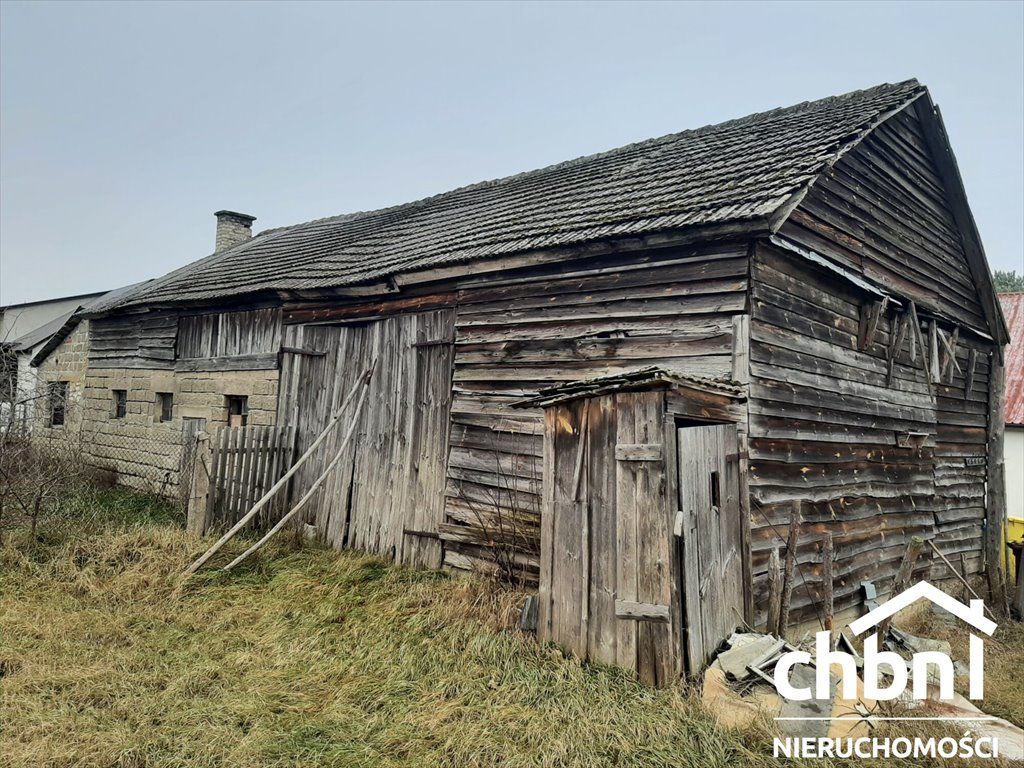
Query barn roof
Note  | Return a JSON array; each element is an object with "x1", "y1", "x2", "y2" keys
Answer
[
  {"x1": 1000, "y1": 293, "x2": 1024, "y2": 426},
  {"x1": 111, "y1": 80, "x2": 926, "y2": 309}
]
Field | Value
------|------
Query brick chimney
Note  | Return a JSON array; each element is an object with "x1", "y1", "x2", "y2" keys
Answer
[{"x1": 214, "y1": 210, "x2": 256, "y2": 252}]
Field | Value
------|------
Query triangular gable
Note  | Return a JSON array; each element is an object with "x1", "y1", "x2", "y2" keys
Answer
[{"x1": 776, "y1": 91, "x2": 1007, "y2": 346}]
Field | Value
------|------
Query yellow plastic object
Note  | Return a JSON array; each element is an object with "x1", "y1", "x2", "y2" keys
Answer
[{"x1": 1007, "y1": 516, "x2": 1024, "y2": 573}]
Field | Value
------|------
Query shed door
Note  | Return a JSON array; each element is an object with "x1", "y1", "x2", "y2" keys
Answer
[
  {"x1": 677, "y1": 423, "x2": 743, "y2": 670},
  {"x1": 278, "y1": 309, "x2": 455, "y2": 569}
]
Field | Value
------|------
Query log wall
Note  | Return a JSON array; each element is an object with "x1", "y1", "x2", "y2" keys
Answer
[
  {"x1": 89, "y1": 312, "x2": 179, "y2": 369},
  {"x1": 747, "y1": 241, "x2": 992, "y2": 628},
  {"x1": 780, "y1": 104, "x2": 988, "y2": 332},
  {"x1": 442, "y1": 243, "x2": 751, "y2": 580}
]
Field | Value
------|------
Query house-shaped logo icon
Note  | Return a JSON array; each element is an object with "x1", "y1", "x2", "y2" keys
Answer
[
  {"x1": 849, "y1": 581, "x2": 996, "y2": 637},
  {"x1": 774, "y1": 582, "x2": 997, "y2": 702}
]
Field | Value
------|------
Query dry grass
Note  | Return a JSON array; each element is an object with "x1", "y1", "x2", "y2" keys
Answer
[
  {"x1": 895, "y1": 597, "x2": 1024, "y2": 726},
  {"x1": 1, "y1": 500, "x2": 1020, "y2": 767}
]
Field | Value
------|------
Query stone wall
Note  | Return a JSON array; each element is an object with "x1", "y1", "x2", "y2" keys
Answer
[
  {"x1": 80, "y1": 367, "x2": 279, "y2": 492},
  {"x1": 32, "y1": 319, "x2": 279, "y2": 494},
  {"x1": 34, "y1": 320, "x2": 90, "y2": 435}
]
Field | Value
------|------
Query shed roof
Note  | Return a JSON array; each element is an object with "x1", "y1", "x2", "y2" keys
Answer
[
  {"x1": 515, "y1": 366, "x2": 746, "y2": 408},
  {"x1": 7, "y1": 309, "x2": 77, "y2": 352},
  {"x1": 1000, "y1": 293, "x2": 1024, "y2": 426},
  {"x1": 112, "y1": 80, "x2": 925, "y2": 309}
]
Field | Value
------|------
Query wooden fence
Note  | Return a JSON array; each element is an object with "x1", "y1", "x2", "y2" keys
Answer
[{"x1": 188, "y1": 425, "x2": 297, "y2": 535}]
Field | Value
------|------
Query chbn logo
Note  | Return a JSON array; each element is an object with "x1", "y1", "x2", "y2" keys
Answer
[{"x1": 773, "y1": 582, "x2": 997, "y2": 702}]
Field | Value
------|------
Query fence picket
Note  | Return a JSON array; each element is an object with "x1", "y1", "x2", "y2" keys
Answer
[{"x1": 201, "y1": 424, "x2": 300, "y2": 533}]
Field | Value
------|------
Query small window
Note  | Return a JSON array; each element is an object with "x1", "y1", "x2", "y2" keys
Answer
[
  {"x1": 156, "y1": 392, "x2": 173, "y2": 423},
  {"x1": 48, "y1": 381, "x2": 68, "y2": 426},
  {"x1": 226, "y1": 395, "x2": 248, "y2": 427},
  {"x1": 112, "y1": 389, "x2": 127, "y2": 419}
]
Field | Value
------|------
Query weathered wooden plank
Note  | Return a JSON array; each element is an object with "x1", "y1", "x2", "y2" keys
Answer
[
  {"x1": 614, "y1": 394, "x2": 639, "y2": 674},
  {"x1": 174, "y1": 353, "x2": 279, "y2": 372},
  {"x1": 580, "y1": 396, "x2": 613, "y2": 661},
  {"x1": 614, "y1": 444, "x2": 663, "y2": 462},
  {"x1": 614, "y1": 600, "x2": 670, "y2": 623},
  {"x1": 550, "y1": 400, "x2": 586, "y2": 655}
]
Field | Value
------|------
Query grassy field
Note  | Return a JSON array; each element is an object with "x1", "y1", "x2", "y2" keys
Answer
[{"x1": 0, "y1": 492, "x2": 1020, "y2": 768}]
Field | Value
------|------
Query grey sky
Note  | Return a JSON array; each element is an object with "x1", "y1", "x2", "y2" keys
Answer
[{"x1": 1, "y1": 0, "x2": 1021, "y2": 305}]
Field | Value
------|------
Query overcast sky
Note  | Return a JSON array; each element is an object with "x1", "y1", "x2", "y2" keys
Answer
[{"x1": 1, "y1": 0, "x2": 1022, "y2": 305}]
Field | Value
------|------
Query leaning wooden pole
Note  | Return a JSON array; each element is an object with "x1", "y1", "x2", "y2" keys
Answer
[
  {"x1": 766, "y1": 547, "x2": 782, "y2": 636},
  {"x1": 985, "y1": 352, "x2": 1007, "y2": 602},
  {"x1": 223, "y1": 380, "x2": 372, "y2": 571},
  {"x1": 777, "y1": 501, "x2": 801, "y2": 638},
  {"x1": 878, "y1": 536, "x2": 923, "y2": 640},
  {"x1": 822, "y1": 533, "x2": 834, "y2": 648},
  {"x1": 927, "y1": 538, "x2": 998, "y2": 621},
  {"x1": 182, "y1": 365, "x2": 374, "y2": 577}
]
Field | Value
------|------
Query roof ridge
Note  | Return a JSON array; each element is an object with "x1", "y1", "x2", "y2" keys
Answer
[
  {"x1": 250, "y1": 79, "x2": 923, "y2": 239},
  {"x1": 110, "y1": 79, "x2": 927, "y2": 310}
]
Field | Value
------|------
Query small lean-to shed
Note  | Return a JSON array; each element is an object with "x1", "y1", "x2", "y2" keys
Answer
[{"x1": 520, "y1": 368, "x2": 747, "y2": 684}]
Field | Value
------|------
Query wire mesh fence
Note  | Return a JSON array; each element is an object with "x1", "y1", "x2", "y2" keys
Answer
[{"x1": 1, "y1": 387, "x2": 199, "y2": 537}]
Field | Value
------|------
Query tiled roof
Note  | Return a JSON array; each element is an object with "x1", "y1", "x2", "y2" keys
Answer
[
  {"x1": 1000, "y1": 293, "x2": 1024, "y2": 426},
  {"x1": 114, "y1": 80, "x2": 925, "y2": 308}
]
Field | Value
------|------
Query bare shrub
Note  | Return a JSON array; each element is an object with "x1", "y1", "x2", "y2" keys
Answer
[
  {"x1": 452, "y1": 432, "x2": 541, "y2": 586},
  {"x1": 0, "y1": 427, "x2": 95, "y2": 540}
]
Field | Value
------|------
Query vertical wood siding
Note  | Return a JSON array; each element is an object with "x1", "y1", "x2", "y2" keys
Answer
[
  {"x1": 177, "y1": 309, "x2": 282, "y2": 358},
  {"x1": 277, "y1": 310, "x2": 455, "y2": 569}
]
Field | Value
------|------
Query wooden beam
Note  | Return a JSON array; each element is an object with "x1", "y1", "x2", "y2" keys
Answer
[
  {"x1": 283, "y1": 291, "x2": 457, "y2": 324},
  {"x1": 778, "y1": 501, "x2": 802, "y2": 639},
  {"x1": 766, "y1": 547, "x2": 782, "y2": 635},
  {"x1": 1015, "y1": 546, "x2": 1024, "y2": 620},
  {"x1": 614, "y1": 444, "x2": 663, "y2": 462},
  {"x1": 986, "y1": 353, "x2": 1007, "y2": 599},
  {"x1": 615, "y1": 600, "x2": 671, "y2": 623},
  {"x1": 280, "y1": 346, "x2": 326, "y2": 357},
  {"x1": 887, "y1": 310, "x2": 908, "y2": 384},
  {"x1": 938, "y1": 326, "x2": 961, "y2": 383},
  {"x1": 878, "y1": 536, "x2": 923, "y2": 639},
  {"x1": 403, "y1": 528, "x2": 441, "y2": 540},
  {"x1": 966, "y1": 348, "x2": 978, "y2": 399},
  {"x1": 175, "y1": 353, "x2": 279, "y2": 372},
  {"x1": 858, "y1": 300, "x2": 884, "y2": 351},
  {"x1": 822, "y1": 533, "x2": 835, "y2": 646},
  {"x1": 907, "y1": 302, "x2": 932, "y2": 390}
]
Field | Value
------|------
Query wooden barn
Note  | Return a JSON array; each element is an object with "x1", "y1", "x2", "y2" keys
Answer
[{"x1": 71, "y1": 79, "x2": 1008, "y2": 681}]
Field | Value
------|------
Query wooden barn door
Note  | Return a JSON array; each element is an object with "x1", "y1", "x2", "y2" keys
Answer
[
  {"x1": 676, "y1": 423, "x2": 743, "y2": 670},
  {"x1": 278, "y1": 309, "x2": 455, "y2": 568}
]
